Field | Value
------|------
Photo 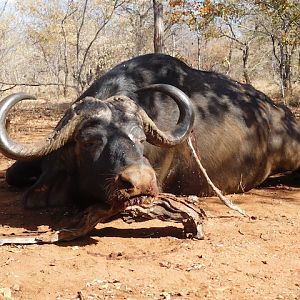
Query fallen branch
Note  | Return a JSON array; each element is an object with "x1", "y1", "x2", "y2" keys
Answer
[
  {"x1": 0, "y1": 204, "x2": 117, "y2": 245},
  {"x1": 121, "y1": 193, "x2": 206, "y2": 239},
  {"x1": 0, "y1": 85, "x2": 17, "y2": 92},
  {"x1": 0, "y1": 81, "x2": 76, "y2": 92},
  {"x1": 0, "y1": 194, "x2": 206, "y2": 245}
]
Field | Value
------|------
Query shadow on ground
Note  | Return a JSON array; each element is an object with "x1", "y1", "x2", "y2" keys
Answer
[{"x1": 0, "y1": 171, "x2": 299, "y2": 244}]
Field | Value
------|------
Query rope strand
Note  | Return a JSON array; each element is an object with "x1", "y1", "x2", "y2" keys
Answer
[{"x1": 187, "y1": 137, "x2": 247, "y2": 217}]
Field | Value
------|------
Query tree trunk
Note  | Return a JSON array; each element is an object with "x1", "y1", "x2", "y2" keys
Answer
[
  {"x1": 135, "y1": 13, "x2": 144, "y2": 55},
  {"x1": 197, "y1": 34, "x2": 201, "y2": 70},
  {"x1": 225, "y1": 41, "x2": 233, "y2": 75},
  {"x1": 242, "y1": 44, "x2": 251, "y2": 84},
  {"x1": 298, "y1": 50, "x2": 300, "y2": 75},
  {"x1": 279, "y1": 44, "x2": 293, "y2": 101},
  {"x1": 153, "y1": 0, "x2": 164, "y2": 53},
  {"x1": 171, "y1": 31, "x2": 176, "y2": 57},
  {"x1": 271, "y1": 35, "x2": 294, "y2": 101}
]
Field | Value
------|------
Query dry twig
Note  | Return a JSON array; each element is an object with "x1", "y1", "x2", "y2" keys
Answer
[{"x1": 187, "y1": 137, "x2": 247, "y2": 216}]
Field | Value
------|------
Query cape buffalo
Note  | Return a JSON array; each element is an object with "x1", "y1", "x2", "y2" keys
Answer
[{"x1": 0, "y1": 53, "x2": 299, "y2": 210}]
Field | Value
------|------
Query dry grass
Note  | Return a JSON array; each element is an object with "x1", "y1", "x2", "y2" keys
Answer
[{"x1": 252, "y1": 79, "x2": 300, "y2": 107}]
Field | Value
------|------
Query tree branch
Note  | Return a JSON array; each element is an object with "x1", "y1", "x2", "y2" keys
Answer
[
  {"x1": 61, "y1": 2, "x2": 78, "y2": 96},
  {"x1": 76, "y1": 0, "x2": 88, "y2": 71},
  {"x1": 77, "y1": 0, "x2": 123, "y2": 89},
  {"x1": 0, "y1": 0, "x2": 8, "y2": 18},
  {"x1": 0, "y1": 82, "x2": 76, "y2": 92}
]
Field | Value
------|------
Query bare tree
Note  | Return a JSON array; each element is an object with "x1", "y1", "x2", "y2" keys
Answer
[
  {"x1": 153, "y1": 0, "x2": 164, "y2": 53},
  {"x1": 10, "y1": 0, "x2": 126, "y2": 96},
  {"x1": 0, "y1": 1, "x2": 8, "y2": 18},
  {"x1": 60, "y1": 2, "x2": 78, "y2": 97},
  {"x1": 72, "y1": 0, "x2": 125, "y2": 93},
  {"x1": 122, "y1": 1, "x2": 153, "y2": 56},
  {"x1": 219, "y1": 22, "x2": 257, "y2": 84},
  {"x1": 253, "y1": 0, "x2": 300, "y2": 99}
]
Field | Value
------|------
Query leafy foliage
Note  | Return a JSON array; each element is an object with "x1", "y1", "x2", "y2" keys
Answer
[
  {"x1": 168, "y1": 0, "x2": 300, "y2": 99},
  {"x1": 0, "y1": 0, "x2": 299, "y2": 102}
]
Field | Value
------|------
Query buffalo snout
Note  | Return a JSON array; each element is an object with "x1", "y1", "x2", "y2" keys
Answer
[{"x1": 117, "y1": 164, "x2": 159, "y2": 198}]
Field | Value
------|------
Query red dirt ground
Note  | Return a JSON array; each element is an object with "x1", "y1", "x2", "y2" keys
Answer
[{"x1": 0, "y1": 102, "x2": 299, "y2": 300}]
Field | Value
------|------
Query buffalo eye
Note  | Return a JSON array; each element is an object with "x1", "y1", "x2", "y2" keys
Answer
[
  {"x1": 77, "y1": 133, "x2": 106, "y2": 150},
  {"x1": 81, "y1": 138, "x2": 104, "y2": 148},
  {"x1": 75, "y1": 124, "x2": 107, "y2": 150}
]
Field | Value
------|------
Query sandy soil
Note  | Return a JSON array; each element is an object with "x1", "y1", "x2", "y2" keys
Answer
[{"x1": 0, "y1": 102, "x2": 299, "y2": 300}]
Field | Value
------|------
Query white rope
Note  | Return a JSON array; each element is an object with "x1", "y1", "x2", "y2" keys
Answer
[{"x1": 187, "y1": 137, "x2": 247, "y2": 217}]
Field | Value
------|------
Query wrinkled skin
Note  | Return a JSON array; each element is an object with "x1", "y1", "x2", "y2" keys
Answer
[
  {"x1": 72, "y1": 99, "x2": 158, "y2": 208},
  {"x1": 4, "y1": 53, "x2": 300, "y2": 209},
  {"x1": 6, "y1": 98, "x2": 159, "y2": 209}
]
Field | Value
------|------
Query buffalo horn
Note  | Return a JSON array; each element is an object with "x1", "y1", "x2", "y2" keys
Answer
[
  {"x1": 138, "y1": 84, "x2": 195, "y2": 147},
  {"x1": 0, "y1": 93, "x2": 83, "y2": 160}
]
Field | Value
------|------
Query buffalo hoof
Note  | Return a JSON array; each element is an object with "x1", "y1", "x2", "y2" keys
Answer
[
  {"x1": 6, "y1": 160, "x2": 41, "y2": 188},
  {"x1": 23, "y1": 186, "x2": 48, "y2": 209}
]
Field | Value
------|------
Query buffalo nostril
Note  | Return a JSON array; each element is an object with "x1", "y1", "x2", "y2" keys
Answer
[
  {"x1": 119, "y1": 177, "x2": 135, "y2": 190},
  {"x1": 118, "y1": 165, "x2": 159, "y2": 197}
]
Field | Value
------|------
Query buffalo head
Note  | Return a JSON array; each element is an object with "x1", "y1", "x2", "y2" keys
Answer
[{"x1": 0, "y1": 84, "x2": 194, "y2": 210}]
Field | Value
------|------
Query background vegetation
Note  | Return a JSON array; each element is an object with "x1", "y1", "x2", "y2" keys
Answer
[{"x1": 0, "y1": 0, "x2": 299, "y2": 105}]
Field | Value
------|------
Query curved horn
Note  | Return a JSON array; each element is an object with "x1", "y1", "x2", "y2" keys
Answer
[
  {"x1": 137, "y1": 84, "x2": 195, "y2": 147},
  {"x1": 0, "y1": 93, "x2": 83, "y2": 160}
]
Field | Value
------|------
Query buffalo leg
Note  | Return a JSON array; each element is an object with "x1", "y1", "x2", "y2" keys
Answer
[
  {"x1": 6, "y1": 160, "x2": 42, "y2": 187},
  {"x1": 23, "y1": 171, "x2": 73, "y2": 209}
]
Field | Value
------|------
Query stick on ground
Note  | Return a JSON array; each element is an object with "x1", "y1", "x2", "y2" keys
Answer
[{"x1": 0, "y1": 194, "x2": 206, "y2": 245}]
